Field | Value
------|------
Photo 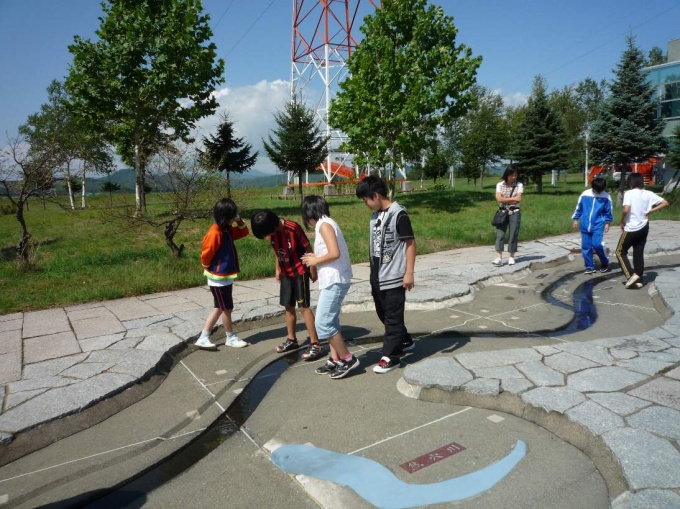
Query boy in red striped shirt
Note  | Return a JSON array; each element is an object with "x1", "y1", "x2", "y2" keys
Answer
[{"x1": 251, "y1": 210, "x2": 324, "y2": 361}]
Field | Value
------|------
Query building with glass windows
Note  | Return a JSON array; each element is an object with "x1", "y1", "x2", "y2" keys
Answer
[{"x1": 644, "y1": 38, "x2": 680, "y2": 139}]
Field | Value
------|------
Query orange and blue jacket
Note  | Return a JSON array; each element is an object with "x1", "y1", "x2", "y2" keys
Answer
[{"x1": 201, "y1": 221, "x2": 249, "y2": 282}]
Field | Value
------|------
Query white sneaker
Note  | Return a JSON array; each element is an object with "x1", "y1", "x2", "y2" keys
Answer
[
  {"x1": 225, "y1": 334, "x2": 248, "y2": 348},
  {"x1": 195, "y1": 335, "x2": 217, "y2": 349},
  {"x1": 508, "y1": 257, "x2": 515, "y2": 266},
  {"x1": 492, "y1": 258, "x2": 502, "y2": 266}
]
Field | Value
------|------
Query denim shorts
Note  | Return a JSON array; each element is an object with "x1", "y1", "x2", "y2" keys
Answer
[{"x1": 315, "y1": 283, "x2": 350, "y2": 340}]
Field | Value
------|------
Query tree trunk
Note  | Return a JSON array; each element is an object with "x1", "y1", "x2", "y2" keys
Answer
[
  {"x1": 66, "y1": 175, "x2": 75, "y2": 210},
  {"x1": 298, "y1": 172, "x2": 304, "y2": 204},
  {"x1": 134, "y1": 138, "x2": 146, "y2": 215},
  {"x1": 617, "y1": 163, "x2": 629, "y2": 206},
  {"x1": 226, "y1": 171, "x2": 231, "y2": 199},
  {"x1": 536, "y1": 173, "x2": 544, "y2": 194},
  {"x1": 81, "y1": 167, "x2": 87, "y2": 209},
  {"x1": 164, "y1": 221, "x2": 184, "y2": 258},
  {"x1": 16, "y1": 201, "x2": 32, "y2": 264}
]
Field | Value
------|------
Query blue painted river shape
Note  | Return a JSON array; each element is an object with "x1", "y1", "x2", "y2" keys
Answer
[{"x1": 271, "y1": 440, "x2": 526, "y2": 509}]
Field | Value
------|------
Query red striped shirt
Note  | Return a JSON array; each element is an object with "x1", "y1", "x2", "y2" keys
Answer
[{"x1": 270, "y1": 220, "x2": 311, "y2": 277}]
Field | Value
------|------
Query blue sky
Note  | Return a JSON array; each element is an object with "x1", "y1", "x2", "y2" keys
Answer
[{"x1": 2, "y1": 0, "x2": 680, "y2": 172}]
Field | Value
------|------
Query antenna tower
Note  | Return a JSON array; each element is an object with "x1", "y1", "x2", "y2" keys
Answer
[{"x1": 291, "y1": 0, "x2": 379, "y2": 183}]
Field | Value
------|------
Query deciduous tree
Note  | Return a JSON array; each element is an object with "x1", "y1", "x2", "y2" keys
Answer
[
  {"x1": 330, "y1": 0, "x2": 481, "y2": 197},
  {"x1": 118, "y1": 143, "x2": 227, "y2": 258},
  {"x1": 66, "y1": 0, "x2": 224, "y2": 214},
  {"x1": 19, "y1": 80, "x2": 113, "y2": 210},
  {"x1": 458, "y1": 86, "x2": 508, "y2": 188},
  {"x1": 0, "y1": 136, "x2": 57, "y2": 265}
]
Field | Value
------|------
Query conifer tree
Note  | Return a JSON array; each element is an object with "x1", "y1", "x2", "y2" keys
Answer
[
  {"x1": 200, "y1": 113, "x2": 257, "y2": 198},
  {"x1": 589, "y1": 37, "x2": 666, "y2": 195},
  {"x1": 513, "y1": 76, "x2": 568, "y2": 193},
  {"x1": 263, "y1": 100, "x2": 328, "y2": 201}
]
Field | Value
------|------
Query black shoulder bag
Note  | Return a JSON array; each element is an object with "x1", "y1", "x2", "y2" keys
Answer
[{"x1": 491, "y1": 186, "x2": 515, "y2": 227}]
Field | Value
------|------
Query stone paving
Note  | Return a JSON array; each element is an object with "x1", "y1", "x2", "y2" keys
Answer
[
  {"x1": 399, "y1": 242, "x2": 680, "y2": 507},
  {"x1": 1, "y1": 221, "x2": 679, "y2": 508}
]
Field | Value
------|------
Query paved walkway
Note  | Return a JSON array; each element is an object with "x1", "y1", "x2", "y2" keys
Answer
[{"x1": 1, "y1": 221, "x2": 679, "y2": 508}]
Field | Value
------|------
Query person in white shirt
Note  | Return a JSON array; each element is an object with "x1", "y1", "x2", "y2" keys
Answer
[
  {"x1": 615, "y1": 172, "x2": 669, "y2": 289},
  {"x1": 493, "y1": 165, "x2": 524, "y2": 266},
  {"x1": 301, "y1": 195, "x2": 359, "y2": 379}
]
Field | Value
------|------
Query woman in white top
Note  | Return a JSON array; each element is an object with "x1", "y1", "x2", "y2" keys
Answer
[
  {"x1": 493, "y1": 165, "x2": 524, "y2": 266},
  {"x1": 301, "y1": 195, "x2": 359, "y2": 379}
]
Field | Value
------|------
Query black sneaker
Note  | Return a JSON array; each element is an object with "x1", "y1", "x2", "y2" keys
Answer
[
  {"x1": 373, "y1": 356, "x2": 401, "y2": 374},
  {"x1": 276, "y1": 338, "x2": 299, "y2": 353},
  {"x1": 599, "y1": 265, "x2": 609, "y2": 273},
  {"x1": 329, "y1": 356, "x2": 360, "y2": 379},
  {"x1": 315, "y1": 359, "x2": 337, "y2": 375},
  {"x1": 402, "y1": 339, "x2": 416, "y2": 352},
  {"x1": 584, "y1": 268, "x2": 596, "y2": 275}
]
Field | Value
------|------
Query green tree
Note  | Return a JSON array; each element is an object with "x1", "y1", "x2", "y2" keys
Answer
[
  {"x1": 330, "y1": 0, "x2": 481, "y2": 197},
  {"x1": 421, "y1": 141, "x2": 450, "y2": 184},
  {"x1": 101, "y1": 181, "x2": 121, "y2": 204},
  {"x1": 263, "y1": 100, "x2": 328, "y2": 201},
  {"x1": 513, "y1": 76, "x2": 568, "y2": 193},
  {"x1": 19, "y1": 80, "x2": 113, "y2": 210},
  {"x1": 65, "y1": 0, "x2": 224, "y2": 214},
  {"x1": 504, "y1": 104, "x2": 527, "y2": 164},
  {"x1": 647, "y1": 46, "x2": 666, "y2": 66},
  {"x1": 589, "y1": 37, "x2": 666, "y2": 197},
  {"x1": 458, "y1": 86, "x2": 508, "y2": 188},
  {"x1": 666, "y1": 124, "x2": 680, "y2": 176},
  {"x1": 199, "y1": 113, "x2": 258, "y2": 198},
  {"x1": 575, "y1": 78, "x2": 607, "y2": 184},
  {"x1": 1, "y1": 136, "x2": 57, "y2": 265}
]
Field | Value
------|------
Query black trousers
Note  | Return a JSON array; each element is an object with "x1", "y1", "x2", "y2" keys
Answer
[
  {"x1": 371, "y1": 281, "x2": 410, "y2": 361},
  {"x1": 615, "y1": 223, "x2": 649, "y2": 282}
]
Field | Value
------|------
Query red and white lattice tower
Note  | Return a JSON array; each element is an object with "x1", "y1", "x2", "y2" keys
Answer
[{"x1": 291, "y1": 0, "x2": 379, "y2": 184}]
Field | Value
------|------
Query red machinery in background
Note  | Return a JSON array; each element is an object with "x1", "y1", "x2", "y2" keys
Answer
[{"x1": 588, "y1": 158, "x2": 661, "y2": 185}]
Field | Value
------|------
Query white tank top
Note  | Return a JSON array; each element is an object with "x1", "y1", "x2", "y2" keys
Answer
[{"x1": 314, "y1": 216, "x2": 352, "y2": 289}]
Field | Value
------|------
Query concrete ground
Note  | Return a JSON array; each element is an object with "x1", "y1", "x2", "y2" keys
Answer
[{"x1": 2, "y1": 247, "x2": 679, "y2": 508}]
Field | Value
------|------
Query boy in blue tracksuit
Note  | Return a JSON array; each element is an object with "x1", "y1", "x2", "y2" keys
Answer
[{"x1": 572, "y1": 176, "x2": 613, "y2": 274}]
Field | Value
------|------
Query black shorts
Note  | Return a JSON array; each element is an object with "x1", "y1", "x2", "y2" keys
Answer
[
  {"x1": 280, "y1": 274, "x2": 311, "y2": 309},
  {"x1": 210, "y1": 284, "x2": 234, "y2": 311}
]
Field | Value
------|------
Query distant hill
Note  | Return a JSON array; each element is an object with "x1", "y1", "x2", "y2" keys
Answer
[
  {"x1": 87, "y1": 168, "x2": 299, "y2": 193},
  {"x1": 9, "y1": 168, "x2": 349, "y2": 196}
]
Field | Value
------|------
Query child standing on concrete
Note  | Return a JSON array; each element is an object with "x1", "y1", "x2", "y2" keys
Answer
[
  {"x1": 616, "y1": 172, "x2": 669, "y2": 289},
  {"x1": 572, "y1": 176, "x2": 613, "y2": 274},
  {"x1": 355, "y1": 176, "x2": 416, "y2": 374},
  {"x1": 250, "y1": 209, "x2": 324, "y2": 361},
  {"x1": 196, "y1": 198, "x2": 249, "y2": 349},
  {"x1": 300, "y1": 195, "x2": 359, "y2": 379}
]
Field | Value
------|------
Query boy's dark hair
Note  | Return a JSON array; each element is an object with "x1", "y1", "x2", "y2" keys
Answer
[
  {"x1": 213, "y1": 198, "x2": 238, "y2": 231},
  {"x1": 301, "y1": 195, "x2": 330, "y2": 229},
  {"x1": 356, "y1": 175, "x2": 388, "y2": 199},
  {"x1": 502, "y1": 164, "x2": 519, "y2": 183},
  {"x1": 591, "y1": 176, "x2": 607, "y2": 194},
  {"x1": 627, "y1": 172, "x2": 644, "y2": 190},
  {"x1": 250, "y1": 209, "x2": 280, "y2": 239}
]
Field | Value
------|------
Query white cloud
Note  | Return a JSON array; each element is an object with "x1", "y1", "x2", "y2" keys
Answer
[
  {"x1": 194, "y1": 80, "x2": 293, "y2": 174},
  {"x1": 501, "y1": 91, "x2": 529, "y2": 108}
]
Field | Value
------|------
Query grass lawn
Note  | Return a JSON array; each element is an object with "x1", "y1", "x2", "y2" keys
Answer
[{"x1": 1, "y1": 173, "x2": 677, "y2": 314}]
